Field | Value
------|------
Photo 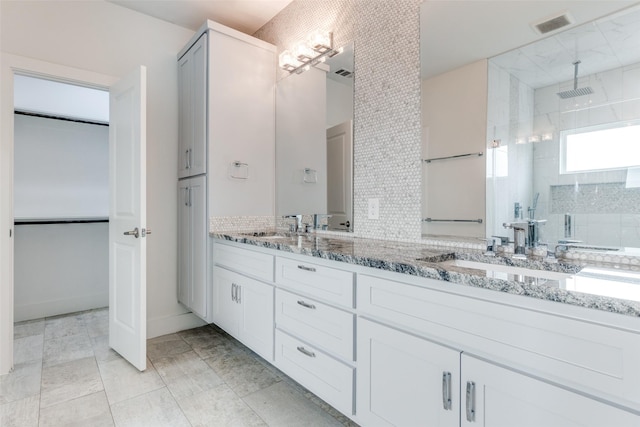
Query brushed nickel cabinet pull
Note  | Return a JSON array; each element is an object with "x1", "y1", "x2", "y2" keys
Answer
[
  {"x1": 297, "y1": 265, "x2": 316, "y2": 272},
  {"x1": 442, "y1": 371, "x2": 452, "y2": 410},
  {"x1": 296, "y1": 346, "x2": 316, "y2": 358},
  {"x1": 466, "y1": 381, "x2": 476, "y2": 422},
  {"x1": 296, "y1": 300, "x2": 316, "y2": 310}
]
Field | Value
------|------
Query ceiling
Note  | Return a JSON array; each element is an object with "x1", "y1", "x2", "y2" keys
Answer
[
  {"x1": 107, "y1": 0, "x2": 294, "y2": 34},
  {"x1": 491, "y1": 3, "x2": 640, "y2": 89},
  {"x1": 107, "y1": 0, "x2": 640, "y2": 87},
  {"x1": 421, "y1": 1, "x2": 640, "y2": 80}
]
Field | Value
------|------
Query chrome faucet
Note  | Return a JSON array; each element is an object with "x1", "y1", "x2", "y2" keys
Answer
[
  {"x1": 504, "y1": 218, "x2": 547, "y2": 256},
  {"x1": 284, "y1": 215, "x2": 303, "y2": 233},
  {"x1": 312, "y1": 214, "x2": 332, "y2": 230},
  {"x1": 503, "y1": 222, "x2": 528, "y2": 255}
]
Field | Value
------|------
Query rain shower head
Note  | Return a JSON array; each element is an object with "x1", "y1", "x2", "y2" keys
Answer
[{"x1": 557, "y1": 61, "x2": 593, "y2": 99}]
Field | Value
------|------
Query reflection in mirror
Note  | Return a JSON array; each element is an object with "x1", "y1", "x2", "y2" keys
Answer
[
  {"x1": 486, "y1": 4, "x2": 640, "y2": 249},
  {"x1": 275, "y1": 43, "x2": 354, "y2": 232},
  {"x1": 421, "y1": 1, "x2": 640, "y2": 249}
]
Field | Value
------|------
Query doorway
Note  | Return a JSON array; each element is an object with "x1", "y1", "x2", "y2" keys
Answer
[
  {"x1": 13, "y1": 75, "x2": 109, "y2": 322},
  {"x1": 0, "y1": 56, "x2": 148, "y2": 374}
]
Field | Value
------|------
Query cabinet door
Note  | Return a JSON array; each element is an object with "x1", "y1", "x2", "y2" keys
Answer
[
  {"x1": 461, "y1": 354, "x2": 640, "y2": 427},
  {"x1": 177, "y1": 180, "x2": 191, "y2": 307},
  {"x1": 189, "y1": 175, "x2": 207, "y2": 318},
  {"x1": 237, "y1": 276, "x2": 274, "y2": 362},
  {"x1": 357, "y1": 318, "x2": 460, "y2": 427},
  {"x1": 178, "y1": 33, "x2": 207, "y2": 178},
  {"x1": 212, "y1": 266, "x2": 239, "y2": 335},
  {"x1": 177, "y1": 49, "x2": 192, "y2": 178}
]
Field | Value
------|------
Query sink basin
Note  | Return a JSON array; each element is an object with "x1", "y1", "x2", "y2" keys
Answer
[{"x1": 440, "y1": 259, "x2": 573, "y2": 281}]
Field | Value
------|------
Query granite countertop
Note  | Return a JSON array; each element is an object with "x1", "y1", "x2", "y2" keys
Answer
[{"x1": 211, "y1": 230, "x2": 640, "y2": 318}]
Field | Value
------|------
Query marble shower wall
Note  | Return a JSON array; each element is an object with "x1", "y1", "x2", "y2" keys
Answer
[{"x1": 253, "y1": 0, "x2": 423, "y2": 242}]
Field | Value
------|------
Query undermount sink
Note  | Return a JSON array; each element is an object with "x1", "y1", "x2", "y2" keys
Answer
[{"x1": 439, "y1": 259, "x2": 573, "y2": 281}]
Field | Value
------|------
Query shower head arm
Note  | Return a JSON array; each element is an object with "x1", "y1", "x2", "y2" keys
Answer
[{"x1": 573, "y1": 61, "x2": 581, "y2": 90}]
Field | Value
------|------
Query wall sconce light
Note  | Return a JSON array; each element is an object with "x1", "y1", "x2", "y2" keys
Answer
[{"x1": 279, "y1": 31, "x2": 341, "y2": 74}]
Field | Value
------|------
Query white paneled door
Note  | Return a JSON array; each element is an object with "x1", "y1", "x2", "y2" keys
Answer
[{"x1": 108, "y1": 66, "x2": 147, "y2": 371}]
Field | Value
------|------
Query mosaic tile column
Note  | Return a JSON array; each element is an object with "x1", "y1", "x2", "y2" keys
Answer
[{"x1": 255, "y1": 0, "x2": 423, "y2": 241}]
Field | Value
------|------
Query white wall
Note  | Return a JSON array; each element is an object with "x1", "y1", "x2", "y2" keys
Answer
[
  {"x1": 14, "y1": 114, "x2": 108, "y2": 219},
  {"x1": 14, "y1": 75, "x2": 109, "y2": 123},
  {"x1": 14, "y1": 223, "x2": 108, "y2": 321},
  {"x1": 0, "y1": 0, "x2": 201, "y2": 359},
  {"x1": 421, "y1": 60, "x2": 487, "y2": 237}
]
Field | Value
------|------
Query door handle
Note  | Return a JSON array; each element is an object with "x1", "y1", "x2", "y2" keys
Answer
[{"x1": 123, "y1": 227, "x2": 139, "y2": 238}]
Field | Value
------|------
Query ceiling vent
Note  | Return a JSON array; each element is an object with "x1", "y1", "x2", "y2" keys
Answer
[
  {"x1": 334, "y1": 69, "x2": 353, "y2": 78},
  {"x1": 532, "y1": 11, "x2": 574, "y2": 35}
]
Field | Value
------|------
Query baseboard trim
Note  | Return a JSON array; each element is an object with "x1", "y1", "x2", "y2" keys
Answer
[
  {"x1": 147, "y1": 312, "x2": 207, "y2": 339},
  {"x1": 15, "y1": 292, "x2": 109, "y2": 322}
]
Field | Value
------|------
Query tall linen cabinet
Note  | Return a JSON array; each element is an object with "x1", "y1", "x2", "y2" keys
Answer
[{"x1": 177, "y1": 20, "x2": 276, "y2": 322}]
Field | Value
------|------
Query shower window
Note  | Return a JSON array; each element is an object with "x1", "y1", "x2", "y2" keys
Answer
[{"x1": 560, "y1": 121, "x2": 640, "y2": 174}]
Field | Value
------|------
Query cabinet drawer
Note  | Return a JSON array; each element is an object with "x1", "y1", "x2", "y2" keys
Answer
[
  {"x1": 275, "y1": 330, "x2": 354, "y2": 416},
  {"x1": 275, "y1": 257, "x2": 354, "y2": 307},
  {"x1": 358, "y1": 273, "x2": 640, "y2": 410},
  {"x1": 213, "y1": 243, "x2": 274, "y2": 282},
  {"x1": 275, "y1": 289, "x2": 354, "y2": 361}
]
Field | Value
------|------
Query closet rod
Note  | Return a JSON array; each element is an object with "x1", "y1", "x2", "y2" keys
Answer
[
  {"x1": 15, "y1": 219, "x2": 109, "y2": 225},
  {"x1": 14, "y1": 110, "x2": 109, "y2": 127}
]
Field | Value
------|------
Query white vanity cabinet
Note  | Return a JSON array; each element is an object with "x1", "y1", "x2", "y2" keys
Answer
[
  {"x1": 273, "y1": 255, "x2": 356, "y2": 416},
  {"x1": 212, "y1": 266, "x2": 274, "y2": 361},
  {"x1": 461, "y1": 354, "x2": 640, "y2": 427},
  {"x1": 357, "y1": 318, "x2": 460, "y2": 427},
  {"x1": 211, "y1": 243, "x2": 275, "y2": 361},
  {"x1": 177, "y1": 176, "x2": 208, "y2": 320},
  {"x1": 211, "y1": 240, "x2": 640, "y2": 425},
  {"x1": 357, "y1": 272, "x2": 640, "y2": 426},
  {"x1": 177, "y1": 21, "x2": 275, "y2": 322},
  {"x1": 178, "y1": 32, "x2": 207, "y2": 179}
]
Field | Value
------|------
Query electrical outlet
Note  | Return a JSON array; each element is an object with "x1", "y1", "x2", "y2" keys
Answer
[{"x1": 368, "y1": 198, "x2": 380, "y2": 220}]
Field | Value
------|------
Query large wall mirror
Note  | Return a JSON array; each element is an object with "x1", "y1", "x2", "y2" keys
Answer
[
  {"x1": 275, "y1": 42, "x2": 354, "y2": 232},
  {"x1": 421, "y1": 1, "x2": 640, "y2": 249}
]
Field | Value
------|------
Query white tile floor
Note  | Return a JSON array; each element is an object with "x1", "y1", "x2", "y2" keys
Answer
[{"x1": 1, "y1": 308, "x2": 358, "y2": 427}]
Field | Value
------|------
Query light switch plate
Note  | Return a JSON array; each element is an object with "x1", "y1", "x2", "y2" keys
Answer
[{"x1": 368, "y1": 198, "x2": 380, "y2": 220}]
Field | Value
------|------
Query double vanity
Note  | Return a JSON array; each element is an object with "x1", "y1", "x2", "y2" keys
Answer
[{"x1": 208, "y1": 230, "x2": 640, "y2": 426}]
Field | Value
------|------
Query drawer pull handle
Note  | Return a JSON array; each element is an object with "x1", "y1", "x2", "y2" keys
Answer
[
  {"x1": 442, "y1": 371, "x2": 452, "y2": 410},
  {"x1": 297, "y1": 265, "x2": 316, "y2": 272},
  {"x1": 296, "y1": 346, "x2": 316, "y2": 358},
  {"x1": 297, "y1": 300, "x2": 316, "y2": 310},
  {"x1": 466, "y1": 381, "x2": 476, "y2": 422}
]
